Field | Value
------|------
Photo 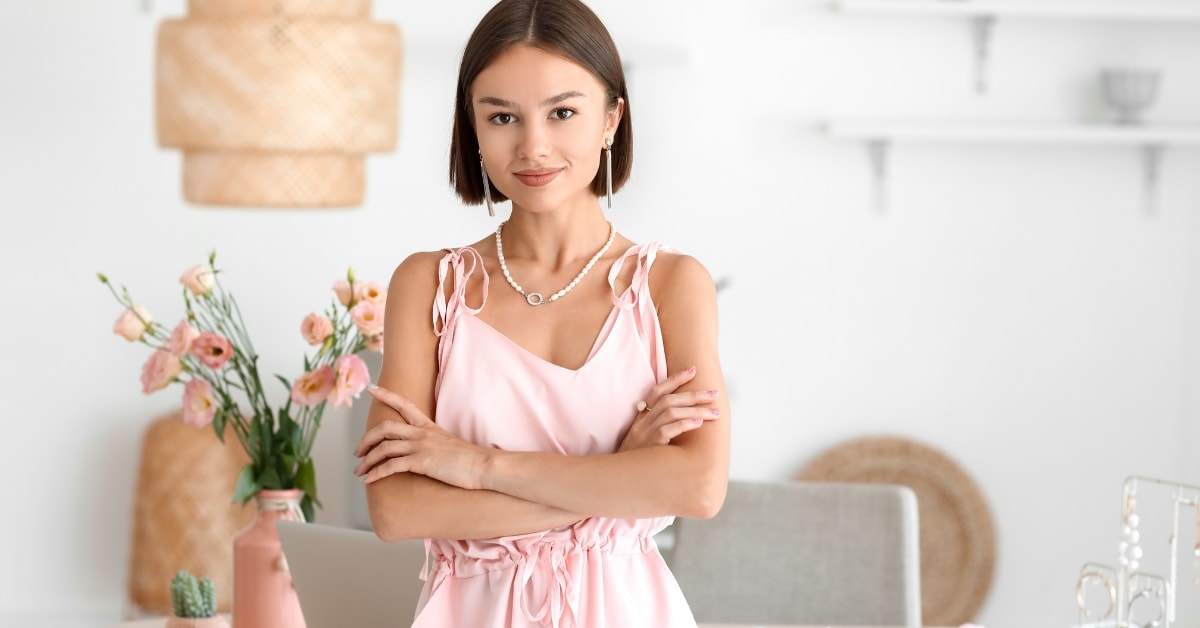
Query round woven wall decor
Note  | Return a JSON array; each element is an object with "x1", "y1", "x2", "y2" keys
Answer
[
  {"x1": 795, "y1": 436, "x2": 995, "y2": 625},
  {"x1": 128, "y1": 411, "x2": 254, "y2": 615}
]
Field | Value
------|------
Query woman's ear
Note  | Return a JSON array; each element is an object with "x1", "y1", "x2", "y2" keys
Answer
[{"x1": 606, "y1": 97, "x2": 625, "y2": 136}]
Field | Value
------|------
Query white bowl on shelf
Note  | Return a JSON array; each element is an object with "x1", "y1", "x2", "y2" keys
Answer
[{"x1": 1100, "y1": 68, "x2": 1162, "y2": 126}]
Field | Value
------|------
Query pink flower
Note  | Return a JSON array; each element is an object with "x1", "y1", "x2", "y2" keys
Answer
[
  {"x1": 333, "y1": 279, "x2": 354, "y2": 306},
  {"x1": 355, "y1": 281, "x2": 387, "y2": 306},
  {"x1": 364, "y1": 334, "x2": 384, "y2": 353},
  {"x1": 182, "y1": 379, "x2": 216, "y2": 428},
  {"x1": 167, "y1": 319, "x2": 200, "y2": 356},
  {"x1": 300, "y1": 313, "x2": 333, "y2": 346},
  {"x1": 192, "y1": 332, "x2": 234, "y2": 369},
  {"x1": 113, "y1": 305, "x2": 152, "y2": 341},
  {"x1": 330, "y1": 355, "x2": 369, "y2": 407},
  {"x1": 291, "y1": 366, "x2": 335, "y2": 407},
  {"x1": 350, "y1": 301, "x2": 384, "y2": 337},
  {"x1": 179, "y1": 264, "x2": 215, "y2": 296},
  {"x1": 140, "y1": 349, "x2": 182, "y2": 394}
]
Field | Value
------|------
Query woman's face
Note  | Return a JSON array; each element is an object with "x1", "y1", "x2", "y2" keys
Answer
[{"x1": 471, "y1": 44, "x2": 622, "y2": 215}]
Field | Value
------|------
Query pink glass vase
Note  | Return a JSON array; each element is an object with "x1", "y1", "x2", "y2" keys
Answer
[{"x1": 232, "y1": 489, "x2": 307, "y2": 628}]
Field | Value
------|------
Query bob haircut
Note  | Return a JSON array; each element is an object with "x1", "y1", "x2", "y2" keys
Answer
[{"x1": 449, "y1": 0, "x2": 633, "y2": 205}]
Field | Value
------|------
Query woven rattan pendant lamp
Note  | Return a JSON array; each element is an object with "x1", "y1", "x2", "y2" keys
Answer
[{"x1": 155, "y1": 0, "x2": 402, "y2": 208}]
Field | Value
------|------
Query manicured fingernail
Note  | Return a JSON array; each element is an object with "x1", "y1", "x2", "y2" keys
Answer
[
  {"x1": 367, "y1": 382, "x2": 379, "y2": 389},
  {"x1": 706, "y1": 389, "x2": 719, "y2": 397},
  {"x1": 687, "y1": 366, "x2": 696, "y2": 374},
  {"x1": 710, "y1": 408, "x2": 721, "y2": 416},
  {"x1": 692, "y1": 418, "x2": 704, "y2": 426}
]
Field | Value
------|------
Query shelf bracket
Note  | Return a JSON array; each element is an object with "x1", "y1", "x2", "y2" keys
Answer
[
  {"x1": 867, "y1": 139, "x2": 889, "y2": 212},
  {"x1": 971, "y1": 15, "x2": 996, "y2": 94},
  {"x1": 1142, "y1": 144, "x2": 1163, "y2": 216}
]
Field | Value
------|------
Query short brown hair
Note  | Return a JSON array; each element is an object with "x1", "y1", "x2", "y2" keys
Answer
[{"x1": 449, "y1": 0, "x2": 633, "y2": 205}]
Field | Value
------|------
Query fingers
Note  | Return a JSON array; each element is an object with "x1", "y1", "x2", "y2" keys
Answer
[
  {"x1": 354, "y1": 437, "x2": 417, "y2": 477},
  {"x1": 640, "y1": 366, "x2": 698, "y2": 411},
  {"x1": 366, "y1": 386, "x2": 435, "y2": 427},
  {"x1": 355, "y1": 418, "x2": 419, "y2": 457},
  {"x1": 658, "y1": 417, "x2": 706, "y2": 443},
  {"x1": 645, "y1": 388, "x2": 721, "y2": 418},
  {"x1": 357, "y1": 386, "x2": 434, "y2": 459},
  {"x1": 651, "y1": 405, "x2": 720, "y2": 434},
  {"x1": 360, "y1": 457, "x2": 413, "y2": 484}
]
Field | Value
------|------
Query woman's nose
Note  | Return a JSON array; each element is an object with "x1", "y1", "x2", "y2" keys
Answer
[{"x1": 517, "y1": 121, "x2": 552, "y2": 160}]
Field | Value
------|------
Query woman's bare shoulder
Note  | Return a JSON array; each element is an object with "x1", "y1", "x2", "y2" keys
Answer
[
  {"x1": 649, "y1": 250, "x2": 715, "y2": 291},
  {"x1": 388, "y1": 239, "x2": 491, "y2": 282},
  {"x1": 388, "y1": 250, "x2": 445, "y2": 287}
]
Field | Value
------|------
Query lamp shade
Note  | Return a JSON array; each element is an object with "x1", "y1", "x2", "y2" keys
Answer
[{"x1": 155, "y1": 0, "x2": 402, "y2": 207}]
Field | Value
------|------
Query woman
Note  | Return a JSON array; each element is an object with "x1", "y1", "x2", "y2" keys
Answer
[{"x1": 354, "y1": 0, "x2": 730, "y2": 625}]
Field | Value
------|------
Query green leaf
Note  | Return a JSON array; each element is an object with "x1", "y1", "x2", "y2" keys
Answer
[
  {"x1": 284, "y1": 414, "x2": 303, "y2": 454},
  {"x1": 247, "y1": 417, "x2": 260, "y2": 458},
  {"x1": 259, "y1": 466, "x2": 283, "y2": 490},
  {"x1": 212, "y1": 411, "x2": 226, "y2": 442},
  {"x1": 296, "y1": 457, "x2": 319, "y2": 506},
  {"x1": 300, "y1": 495, "x2": 315, "y2": 523},
  {"x1": 275, "y1": 374, "x2": 292, "y2": 395},
  {"x1": 231, "y1": 464, "x2": 260, "y2": 505}
]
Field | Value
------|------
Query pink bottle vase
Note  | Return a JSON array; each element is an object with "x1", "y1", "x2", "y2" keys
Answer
[{"x1": 232, "y1": 489, "x2": 307, "y2": 628}]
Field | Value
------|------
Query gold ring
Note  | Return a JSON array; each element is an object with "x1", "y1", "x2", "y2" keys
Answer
[{"x1": 1075, "y1": 571, "x2": 1115, "y2": 620}]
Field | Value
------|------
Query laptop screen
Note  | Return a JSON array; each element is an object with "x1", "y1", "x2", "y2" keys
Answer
[{"x1": 277, "y1": 520, "x2": 426, "y2": 628}]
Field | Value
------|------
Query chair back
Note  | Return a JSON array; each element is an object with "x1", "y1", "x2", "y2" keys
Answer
[{"x1": 667, "y1": 479, "x2": 921, "y2": 627}]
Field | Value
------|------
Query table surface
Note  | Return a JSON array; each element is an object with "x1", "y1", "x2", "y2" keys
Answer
[{"x1": 110, "y1": 619, "x2": 915, "y2": 628}]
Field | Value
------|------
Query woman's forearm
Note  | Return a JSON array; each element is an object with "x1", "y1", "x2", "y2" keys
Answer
[
  {"x1": 367, "y1": 471, "x2": 585, "y2": 542},
  {"x1": 480, "y1": 439, "x2": 727, "y2": 520}
]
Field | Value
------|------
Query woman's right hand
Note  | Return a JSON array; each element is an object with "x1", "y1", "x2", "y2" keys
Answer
[{"x1": 616, "y1": 367, "x2": 722, "y2": 453}]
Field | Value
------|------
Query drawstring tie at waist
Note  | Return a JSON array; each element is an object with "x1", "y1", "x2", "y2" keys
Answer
[{"x1": 517, "y1": 541, "x2": 583, "y2": 628}]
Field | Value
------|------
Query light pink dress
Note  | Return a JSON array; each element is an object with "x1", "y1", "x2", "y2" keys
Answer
[{"x1": 409, "y1": 242, "x2": 697, "y2": 628}]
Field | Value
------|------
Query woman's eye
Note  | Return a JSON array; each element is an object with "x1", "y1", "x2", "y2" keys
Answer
[
  {"x1": 551, "y1": 108, "x2": 576, "y2": 121},
  {"x1": 488, "y1": 113, "x2": 516, "y2": 125}
]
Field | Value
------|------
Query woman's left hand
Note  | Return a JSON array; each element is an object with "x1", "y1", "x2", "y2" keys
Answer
[{"x1": 354, "y1": 386, "x2": 490, "y2": 489}]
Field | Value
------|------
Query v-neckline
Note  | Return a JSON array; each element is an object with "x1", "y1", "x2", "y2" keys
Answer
[{"x1": 462, "y1": 302, "x2": 623, "y2": 374}]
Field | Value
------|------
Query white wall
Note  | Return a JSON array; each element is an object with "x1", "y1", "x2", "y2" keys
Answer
[{"x1": 3, "y1": 0, "x2": 1200, "y2": 626}]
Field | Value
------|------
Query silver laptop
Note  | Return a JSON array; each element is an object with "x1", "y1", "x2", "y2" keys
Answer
[{"x1": 277, "y1": 520, "x2": 427, "y2": 628}]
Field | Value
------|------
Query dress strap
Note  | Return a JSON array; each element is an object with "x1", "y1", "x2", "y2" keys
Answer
[
  {"x1": 433, "y1": 247, "x2": 487, "y2": 392},
  {"x1": 433, "y1": 247, "x2": 487, "y2": 337},
  {"x1": 606, "y1": 242, "x2": 679, "y2": 382},
  {"x1": 606, "y1": 241, "x2": 678, "y2": 310}
]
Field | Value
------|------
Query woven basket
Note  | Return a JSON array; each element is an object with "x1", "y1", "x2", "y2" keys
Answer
[
  {"x1": 154, "y1": 0, "x2": 402, "y2": 207},
  {"x1": 127, "y1": 412, "x2": 254, "y2": 615},
  {"x1": 795, "y1": 435, "x2": 996, "y2": 626}
]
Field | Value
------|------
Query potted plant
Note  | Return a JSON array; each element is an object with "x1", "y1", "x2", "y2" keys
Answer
[{"x1": 167, "y1": 570, "x2": 229, "y2": 628}]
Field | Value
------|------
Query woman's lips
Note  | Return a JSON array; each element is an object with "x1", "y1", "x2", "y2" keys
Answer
[{"x1": 514, "y1": 169, "x2": 562, "y2": 187}]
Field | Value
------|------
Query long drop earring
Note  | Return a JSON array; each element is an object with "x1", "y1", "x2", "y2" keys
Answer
[
  {"x1": 603, "y1": 138, "x2": 614, "y2": 210},
  {"x1": 480, "y1": 152, "x2": 495, "y2": 217}
]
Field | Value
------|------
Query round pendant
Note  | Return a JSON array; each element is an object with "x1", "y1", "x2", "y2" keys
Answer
[{"x1": 525, "y1": 292, "x2": 546, "y2": 306}]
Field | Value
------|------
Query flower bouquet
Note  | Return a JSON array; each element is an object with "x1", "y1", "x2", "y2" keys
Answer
[{"x1": 100, "y1": 252, "x2": 385, "y2": 521}]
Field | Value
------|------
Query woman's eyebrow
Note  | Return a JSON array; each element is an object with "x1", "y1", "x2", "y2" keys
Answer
[{"x1": 476, "y1": 91, "x2": 588, "y2": 109}]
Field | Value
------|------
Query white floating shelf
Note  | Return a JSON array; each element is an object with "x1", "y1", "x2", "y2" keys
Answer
[
  {"x1": 823, "y1": 121, "x2": 1200, "y2": 145},
  {"x1": 830, "y1": 0, "x2": 1200, "y2": 23},
  {"x1": 829, "y1": 1, "x2": 1200, "y2": 92},
  {"x1": 821, "y1": 120, "x2": 1200, "y2": 213}
]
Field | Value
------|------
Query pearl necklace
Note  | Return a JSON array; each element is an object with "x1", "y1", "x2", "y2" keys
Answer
[{"x1": 495, "y1": 220, "x2": 616, "y2": 306}]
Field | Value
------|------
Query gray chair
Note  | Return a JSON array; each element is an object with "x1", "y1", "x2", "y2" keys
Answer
[{"x1": 665, "y1": 479, "x2": 922, "y2": 627}]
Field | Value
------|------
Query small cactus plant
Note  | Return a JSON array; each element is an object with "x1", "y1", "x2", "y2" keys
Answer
[{"x1": 170, "y1": 570, "x2": 217, "y2": 619}]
